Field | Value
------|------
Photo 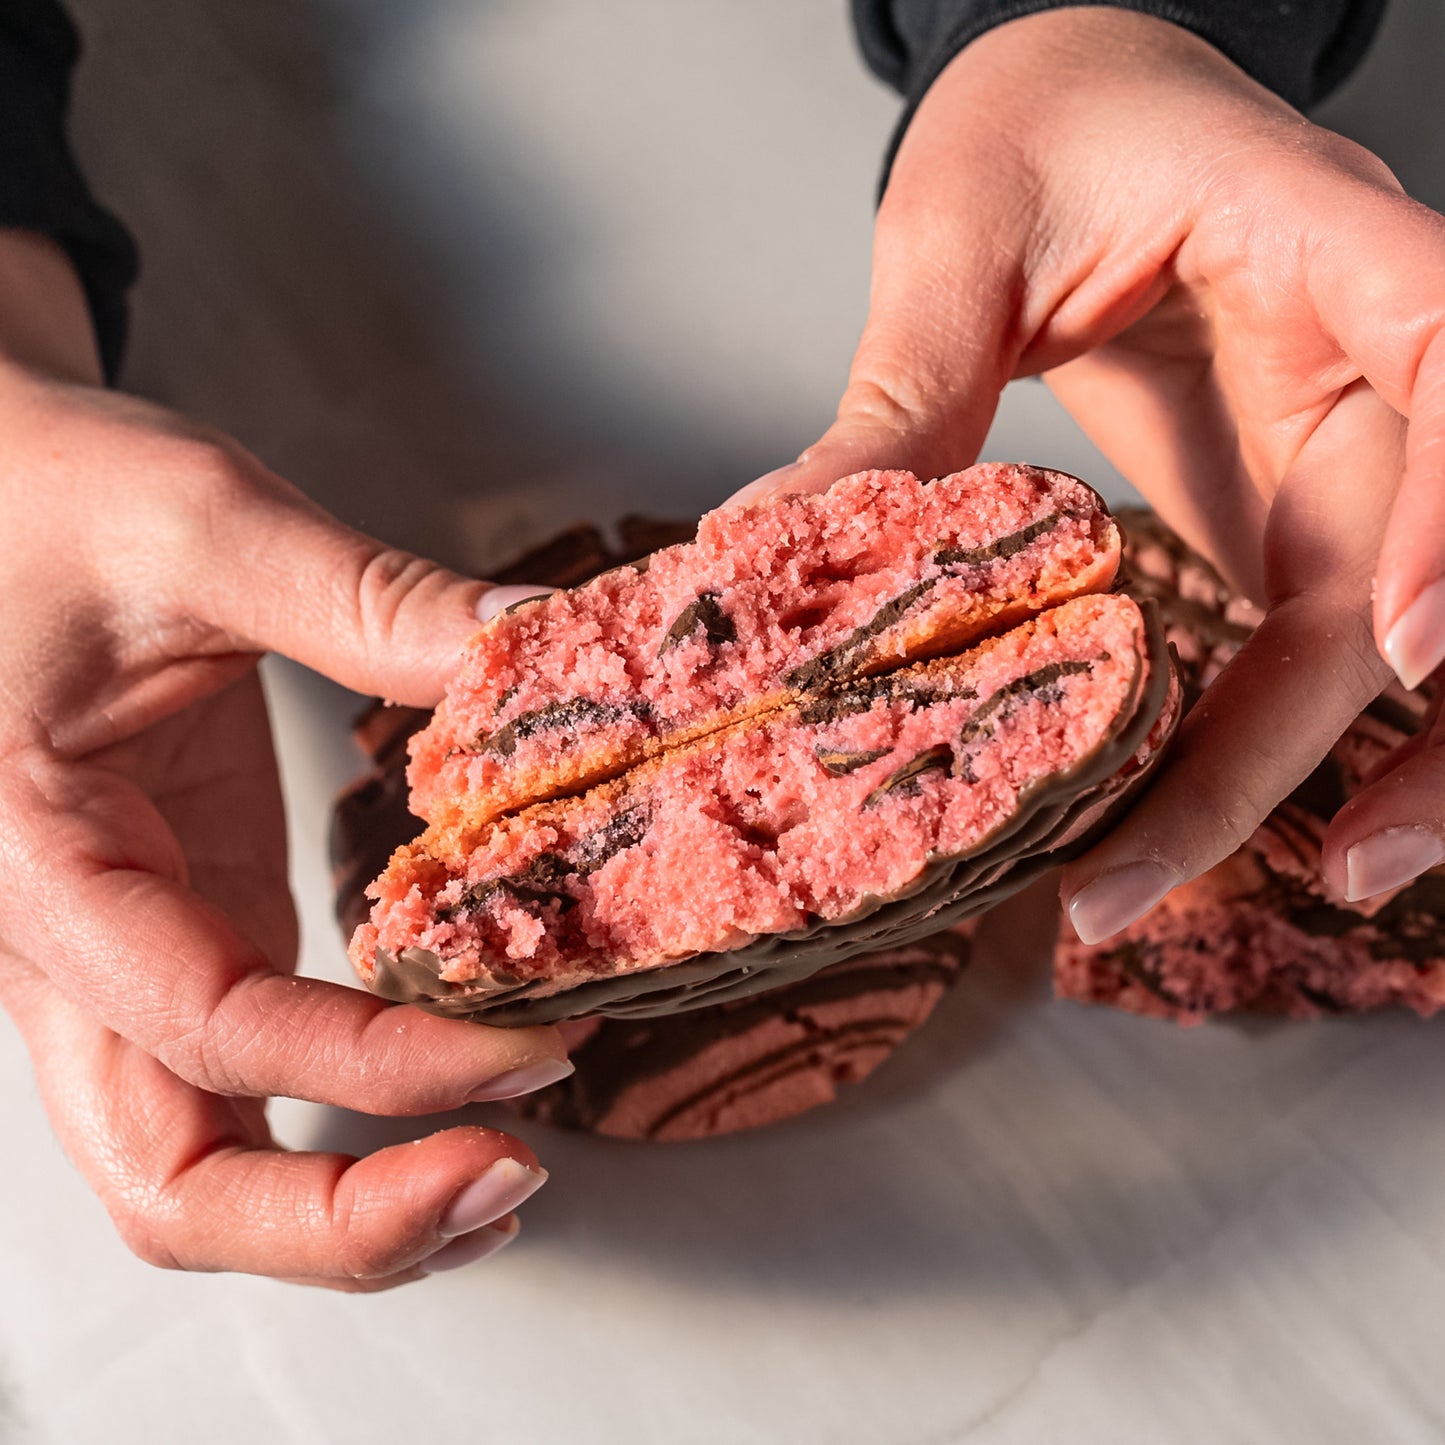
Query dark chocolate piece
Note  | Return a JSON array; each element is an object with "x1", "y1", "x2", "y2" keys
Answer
[
  {"x1": 659, "y1": 593, "x2": 737, "y2": 654},
  {"x1": 442, "y1": 806, "x2": 651, "y2": 921},
  {"x1": 958, "y1": 660, "x2": 1094, "y2": 747},
  {"x1": 796, "y1": 671, "x2": 963, "y2": 726},
  {"x1": 785, "y1": 511, "x2": 1076, "y2": 692},
  {"x1": 933, "y1": 511, "x2": 1063, "y2": 569},
  {"x1": 861, "y1": 745, "x2": 954, "y2": 808},
  {"x1": 814, "y1": 746, "x2": 891, "y2": 777},
  {"x1": 784, "y1": 581, "x2": 937, "y2": 692},
  {"x1": 479, "y1": 697, "x2": 654, "y2": 758}
]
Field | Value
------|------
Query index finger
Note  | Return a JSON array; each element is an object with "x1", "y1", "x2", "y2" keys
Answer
[
  {"x1": 2, "y1": 963, "x2": 544, "y2": 1286},
  {"x1": 0, "y1": 758, "x2": 572, "y2": 1113}
]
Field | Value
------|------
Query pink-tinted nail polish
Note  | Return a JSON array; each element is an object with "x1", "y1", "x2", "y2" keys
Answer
[
  {"x1": 1067, "y1": 861, "x2": 1177, "y2": 945},
  {"x1": 439, "y1": 1159, "x2": 547, "y2": 1238},
  {"x1": 467, "y1": 1056, "x2": 574, "y2": 1103},
  {"x1": 1383, "y1": 578, "x2": 1445, "y2": 690},
  {"x1": 724, "y1": 462, "x2": 804, "y2": 510},
  {"x1": 476, "y1": 585, "x2": 555, "y2": 623},
  {"x1": 1345, "y1": 825, "x2": 1445, "y2": 902},
  {"x1": 422, "y1": 1216, "x2": 520, "y2": 1274}
]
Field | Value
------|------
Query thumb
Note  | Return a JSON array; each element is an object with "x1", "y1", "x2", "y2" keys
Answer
[
  {"x1": 187, "y1": 451, "x2": 495, "y2": 706},
  {"x1": 729, "y1": 106, "x2": 1027, "y2": 508},
  {"x1": 729, "y1": 299, "x2": 1012, "y2": 511}
]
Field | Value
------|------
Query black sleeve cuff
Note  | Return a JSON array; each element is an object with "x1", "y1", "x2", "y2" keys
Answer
[
  {"x1": 0, "y1": 1, "x2": 138, "y2": 382},
  {"x1": 852, "y1": 0, "x2": 1389, "y2": 188}
]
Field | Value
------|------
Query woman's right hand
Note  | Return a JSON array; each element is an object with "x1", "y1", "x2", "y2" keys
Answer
[{"x1": 0, "y1": 229, "x2": 571, "y2": 1288}]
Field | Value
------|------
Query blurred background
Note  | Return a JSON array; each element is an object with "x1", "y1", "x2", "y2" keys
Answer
[{"x1": 3, "y1": 2, "x2": 1444, "y2": 1441}]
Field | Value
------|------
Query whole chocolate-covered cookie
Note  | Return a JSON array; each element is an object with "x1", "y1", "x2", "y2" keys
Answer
[
  {"x1": 349, "y1": 471, "x2": 1179, "y2": 1027},
  {"x1": 1057, "y1": 509, "x2": 1445, "y2": 1023},
  {"x1": 331, "y1": 516, "x2": 974, "y2": 1139}
]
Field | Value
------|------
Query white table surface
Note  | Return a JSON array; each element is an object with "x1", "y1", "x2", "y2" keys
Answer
[{"x1": 6, "y1": 3, "x2": 1445, "y2": 1441}]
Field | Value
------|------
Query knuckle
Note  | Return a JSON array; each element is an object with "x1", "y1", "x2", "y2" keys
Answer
[
  {"x1": 331, "y1": 1200, "x2": 412, "y2": 1281},
  {"x1": 151, "y1": 976, "x2": 264, "y2": 1098},
  {"x1": 835, "y1": 373, "x2": 940, "y2": 439},
  {"x1": 1308, "y1": 129, "x2": 1403, "y2": 195},
  {"x1": 137, "y1": 435, "x2": 258, "y2": 574},
  {"x1": 348, "y1": 547, "x2": 448, "y2": 653},
  {"x1": 111, "y1": 1199, "x2": 183, "y2": 1272}
]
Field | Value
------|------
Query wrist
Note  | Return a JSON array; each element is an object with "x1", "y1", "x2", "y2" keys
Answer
[{"x1": 0, "y1": 230, "x2": 104, "y2": 387}]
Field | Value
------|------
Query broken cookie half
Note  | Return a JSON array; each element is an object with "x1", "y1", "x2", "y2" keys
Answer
[{"x1": 349, "y1": 466, "x2": 1179, "y2": 1026}]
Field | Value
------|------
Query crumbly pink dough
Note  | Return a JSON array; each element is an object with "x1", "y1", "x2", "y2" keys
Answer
[
  {"x1": 408, "y1": 464, "x2": 1118, "y2": 826},
  {"x1": 358, "y1": 595, "x2": 1147, "y2": 990}
]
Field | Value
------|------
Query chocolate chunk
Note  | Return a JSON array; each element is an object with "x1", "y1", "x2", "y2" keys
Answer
[
  {"x1": 861, "y1": 746, "x2": 955, "y2": 809},
  {"x1": 441, "y1": 805, "x2": 652, "y2": 920},
  {"x1": 814, "y1": 746, "x2": 891, "y2": 777},
  {"x1": 1114, "y1": 941, "x2": 1189, "y2": 1007},
  {"x1": 659, "y1": 592, "x2": 737, "y2": 654},
  {"x1": 958, "y1": 660, "x2": 1093, "y2": 746},
  {"x1": 480, "y1": 696, "x2": 653, "y2": 757},
  {"x1": 933, "y1": 511, "x2": 1062, "y2": 569},
  {"x1": 784, "y1": 580, "x2": 936, "y2": 692},
  {"x1": 797, "y1": 671, "x2": 964, "y2": 726}
]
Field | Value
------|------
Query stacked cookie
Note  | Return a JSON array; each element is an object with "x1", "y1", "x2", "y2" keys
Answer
[
  {"x1": 332, "y1": 511, "x2": 971, "y2": 1140},
  {"x1": 1056, "y1": 509, "x2": 1445, "y2": 1022}
]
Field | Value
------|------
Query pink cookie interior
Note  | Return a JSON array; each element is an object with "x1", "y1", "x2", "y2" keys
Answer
[
  {"x1": 409, "y1": 465, "x2": 1118, "y2": 825},
  {"x1": 357, "y1": 594, "x2": 1147, "y2": 994}
]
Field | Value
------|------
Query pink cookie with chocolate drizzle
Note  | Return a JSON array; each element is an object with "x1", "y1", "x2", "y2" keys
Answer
[{"x1": 354, "y1": 592, "x2": 1173, "y2": 1024}]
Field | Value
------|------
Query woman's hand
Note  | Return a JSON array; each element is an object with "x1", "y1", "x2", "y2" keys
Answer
[
  {"x1": 732, "y1": 8, "x2": 1445, "y2": 938},
  {"x1": 0, "y1": 230, "x2": 570, "y2": 1287}
]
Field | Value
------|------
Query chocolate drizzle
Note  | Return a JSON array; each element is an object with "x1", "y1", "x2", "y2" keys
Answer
[
  {"x1": 522, "y1": 937, "x2": 969, "y2": 1139},
  {"x1": 659, "y1": 593, "x2": 737, "y2": 654}
]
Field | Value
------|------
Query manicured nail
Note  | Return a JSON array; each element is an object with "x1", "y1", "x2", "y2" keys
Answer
[
  {"x1": 476, "y1": 585, "x2": 554, "y2": 623},
  {"x1": 1345, "y1": 825, "x2": 1445, "y2": 902},
  {"x1": 1067, "y1": 861, "x2": 1177, "y2": 945},
  {"x1": 467, "y1": 1056, "x2": 574, "y2": 1102},
  {"x1": 725, "y1": 462, "x2": 803, "y2": 510},
  {"x1": 422, "y1": 1216, "x2": 520, "y2": 1273},
  {"x1": 439, "y1": 1159, "x2": 548, "y2": 1238},
  {"x1": 1383, "y1": 578, "x2": 1445, "y2": 689}
]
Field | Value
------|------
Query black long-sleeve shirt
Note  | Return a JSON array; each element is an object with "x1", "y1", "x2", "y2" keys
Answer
[
  {"x1": 852, "y1": 0, "x2": 1388, "y2": 183},
  {"x1": 0, "y1": 0, "x2": 1389, "y2": 382}
]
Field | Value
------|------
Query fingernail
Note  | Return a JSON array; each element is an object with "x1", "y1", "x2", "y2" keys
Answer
[
  {"x1": 422, "y1": 1216, "x2": 520, "y2": 1273},
  {"x1": 1345, "y1": 825, "x2": 1445, "y2": 902},
  {"x1": 467, "y1": 1056, "x2": 574, "y2": 1102},
  {"x1": 725, "y1": 462, "x2": 803, "y2": 510},
  {"x1": 476, "y1": 585, "x2": 555, "y2": 623},
  {"x1": 1383, "y1": 578, "x2": 1445, "y2": 689},
  {"x1": 1067, "y1": 861, "x2": 1177, "y2": 945},
  {"x1": 440, "y1": 1158, "x2": 548, "y2": 1238}
]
